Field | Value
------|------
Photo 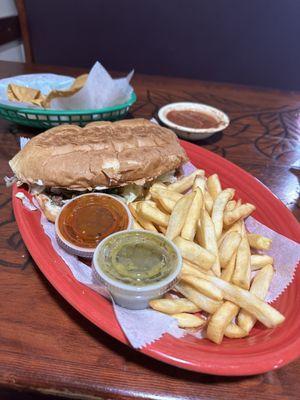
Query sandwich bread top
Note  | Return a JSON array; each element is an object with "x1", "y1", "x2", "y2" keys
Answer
[{"x1": 9, "y1": 119, "x2": 188, "y2": 190}]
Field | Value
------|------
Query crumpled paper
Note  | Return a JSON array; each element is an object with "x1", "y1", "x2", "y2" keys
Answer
[
  {"x1": 245, "y1": 217, "x2": 300, "y2": 302},
  {"x1": 50, "y1": 62, "x2": 134, "y2": 110},
  {"x1": 3, "y1": 61, "x2": 133, "y2": 110}
]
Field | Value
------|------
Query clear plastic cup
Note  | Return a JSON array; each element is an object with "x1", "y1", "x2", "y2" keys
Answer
[{"x1": 92, "y1": 230, "x2": 182, "y2": 309}]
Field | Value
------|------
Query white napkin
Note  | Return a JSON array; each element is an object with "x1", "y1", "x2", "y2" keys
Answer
[
  {"x1": 245, "y1": 217, "x2": 300, "y2": 302},
  {"x1": 50, "y1": 62, "x2": 134, "y2": 110},
  {"x1": 1, "y1": 61, "x2": 133, "y2": 110},
  {"x1": 15, "y1": 139, "x2": 300, "y2": 348},
  {"x1": 16, "y1": 176, "x2": 300, "y2": 349}
]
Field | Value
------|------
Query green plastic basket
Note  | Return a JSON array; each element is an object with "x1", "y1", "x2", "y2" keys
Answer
[{"x1": 0, "y1": 91, "x2": 136, "y2": 129}]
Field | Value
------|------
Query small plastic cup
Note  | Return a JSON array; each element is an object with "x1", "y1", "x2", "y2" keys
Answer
[
  {"x1": 92, "y1": 230, "x2": 182, "y2": 309},
  {"x1": 55, "y1": 193, "x2": 132, "y2": 258}
]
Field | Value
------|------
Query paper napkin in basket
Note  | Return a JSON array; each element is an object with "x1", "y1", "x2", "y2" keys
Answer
[
  {"x1": 5, "y1": 61, "x2": 133, "y2": 110},
  {"x1": 50, "y1": 62, "x2": 133, "y2": 110}
]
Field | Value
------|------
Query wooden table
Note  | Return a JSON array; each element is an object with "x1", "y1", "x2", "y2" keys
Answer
[{"x1": 0, "y1": 60, "x2": 299, "y2": 400}]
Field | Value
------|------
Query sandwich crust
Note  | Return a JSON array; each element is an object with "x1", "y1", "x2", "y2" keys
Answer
[{"x1": 9, "y1": 119, "x2": 188, "y2": 190}]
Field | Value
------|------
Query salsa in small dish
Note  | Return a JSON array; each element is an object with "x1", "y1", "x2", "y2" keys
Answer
[
  {"x1": 55, "y1": 193, "x2": 132, "y2": 258},
  {"x1": 92, "y1": 230, "x2": 182, "y2": 309},
  {"x1": 158, "y1": 102, "x2": 230, "y2": 140}
]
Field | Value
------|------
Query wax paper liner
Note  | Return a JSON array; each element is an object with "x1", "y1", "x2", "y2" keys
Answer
[
  {"x1": 14, "y1": 149, "x2": 300, "y2": 348},
  {"x1": 245, "y1": 216, "x2": 299, "y2": 302},
  {"x1": 50, "y1": 62, "x2": 133, "y2": 110},
  {"x1": 16, "y1": 176, "x2": 300, "y2": 349}
]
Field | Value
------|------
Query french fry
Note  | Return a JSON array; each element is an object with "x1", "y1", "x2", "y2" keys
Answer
[
  {"x1": 157, "y1": 225, "x2": 167, "y2": 234},
  {"x1": 156, "y1": 196, "x2": 176, "y2": 213},
  {"x1": 138, "y1": 202, "x2": 169, "y2": 227},
  {"x1": 168, "y1": 170, "x2": 205, "y2": 193},
  {"x1": 146, "y1": 200, "x2": 158, "y2": 208},
  {"x1": 192, "y1": 176, "x2": 213, "y2": 214},
  {"x1": 221, "y1": 252, "x2": 236, "y2": 282},
  {"x1": 151, "y1": 182, "x2": 166, "y2": 190},
  {"x1": 251, "y1": 255, "x2": 274, "y2": 270},
  {"x1": 150, "y1": 185, "x2": 183, "y2": 202},
  {"x1": 182, "y1": 260, "x2": 215, "y2": 277},
  {"x1": 181, "y1": 189, "x2": 203, "y2": 241},
  {"x1": 175, "y1": 282, "x2": 222, "y2": 313},
  {"x1": 221, "y1": 220, "x2": 242, "y2": 238},
  {"x1": 235, "y1": 199, "x2": 242, "y2": 208},
  {"x1": 238, "y1": 264, "x2": 274, "y2": 333},
  {"x1": 218, "y1": 219, "x2": 242, "y2": 248},
  {"x1": 199, "y1": 209, "x2": 221, "y2": 276},
  {"x1": 173, "y1": 236, "x2": 215, "y2": 270},
  {"x1": 212, "y1": 189, "x2": 235, "y2": 239},
  {"x1": 149, "y1": 298, "x2": 200, "y2": 314},
  {"x1": 132, "y1": 218, "x2": 143, "y2": 229},
  {"x1": 129, "y1": 202, "x2": 141, "y2": 218},
  {"x1": 186, "y1": 269, "x2": 285, "y2": 328},
  {"x1": 181, "y1": 274, "x2": 223, "y2": 301},
  {"x1": 166, "y1": 192, "x2": 195, "y2": 240},
  {"x1": 204, "y1": 190, "x2": 214, "y2": 214},
  {"x1": 192, "y1": 175, "x2": 206, "y2": 193},
  {"x1": 219, "y1": 231, "x2": 241, "y2": 268},
  {"x1": 152, "y1": 201, "x2": 168, "y2": 214},
  {"x1": 144, "y1": 191, "x2": 152, "y2": 200},
  {"x1": 207, "y1": 174, "x2": 222, "y2": 200},
  {"x1": 247, "y1": 233, "x2": 272, "y2": 251},
  {"x1": 232, "y1": 234, "x2": 251, "y2": 289},
  {"x1": 129, "y1": 203, "x2": 157, "y2": 232},
  {"x1": 135, "y1": 200, "x2": 160, "y2": 210},
  {"x1": 225, "y1": 200, "x2": 236, "y2": 212},
  {"x1": 224, "y1": 203, "x2": 256, "y2": 226},
  {"x1": 196, "y1": 219, "x2": 203, "y2": 246},
  {"x1": 224, "y1": 323, "x2": 248, "y2": 338},
  {"x1": 173, "y1": 313, "x2": 206, "y2": 328},
  {"x1": 206, "y1": 301, "x2": 239, "y2": 344}
]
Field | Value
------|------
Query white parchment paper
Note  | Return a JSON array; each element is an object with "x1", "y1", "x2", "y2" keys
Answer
[
  {"x1": 0, "y1": 61, "x2": 133, "y2": 110},
  {"x1": 50, "y1": 62, "x2": 133, "y2": 110},
  {"x1": 14, "y1": 139, "x2": 300, "y2": 348},
  {"x1": 16, "y1": 177, "x2": 300, "y2": 348}
]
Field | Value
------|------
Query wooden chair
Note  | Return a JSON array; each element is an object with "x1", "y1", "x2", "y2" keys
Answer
[{"x1": 0, "y1": 15, "x2": 21, "y2": 48}]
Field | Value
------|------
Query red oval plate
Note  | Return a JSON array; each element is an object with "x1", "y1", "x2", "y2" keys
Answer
[{"x1": 13, "y1": 140, "x2": 300, "y2": 376}]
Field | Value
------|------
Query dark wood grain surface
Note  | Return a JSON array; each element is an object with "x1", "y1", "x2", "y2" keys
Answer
[{"x1": 0, "y1": 60, "x2": 299, "y2": 400}]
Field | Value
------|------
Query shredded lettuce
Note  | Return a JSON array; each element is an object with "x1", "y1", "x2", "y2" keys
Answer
[
  {"x1": 118, "y1": 171, "x2": 177, "y2": 203},
  {"x1": 154, "y1": 170, "x2": 177, "y2": 184},
  {"x1": 119, "y1": 184, "x2": 144, "y2": 203}
]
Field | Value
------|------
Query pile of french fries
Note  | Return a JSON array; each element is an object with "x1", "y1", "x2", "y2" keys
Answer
[{"x1": 128, "y1": 169, "x2": 285, "y2": 344}]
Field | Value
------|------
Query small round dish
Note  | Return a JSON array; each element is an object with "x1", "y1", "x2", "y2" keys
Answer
[
  {"x1": 55, "y1": 193, "x2": 132, "y2": 258},
  {"x1": 92, "y1": 230, "x2": 182, "y2": 309},
  {"x1": 158, "y1": 102, "x2": 230, "y2": 141}
]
